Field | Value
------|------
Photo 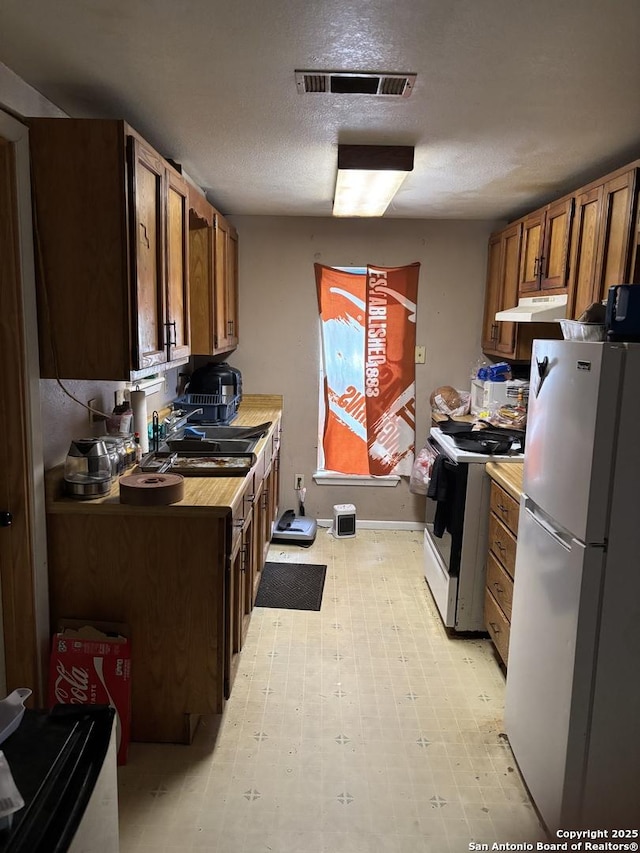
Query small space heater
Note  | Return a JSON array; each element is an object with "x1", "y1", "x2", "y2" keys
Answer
[{"x1": 332, "y1": 504, "x2": 356, "y2": 538}]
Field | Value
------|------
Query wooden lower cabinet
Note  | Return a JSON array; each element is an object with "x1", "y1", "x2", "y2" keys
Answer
[
  {"x1": 47, "y1": 509, "x2": 228, "y2": 745},
  {"x1": 226, "y1": 475, "x2": 255, "y2": 697},
  {"x1": 46, "y1": 403, "x2": 282, "y2": 745},
  {"x1": 484, "y1": 480, "x2": 520, "y2": 666}
]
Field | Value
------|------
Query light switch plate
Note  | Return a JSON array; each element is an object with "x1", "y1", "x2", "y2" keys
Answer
[{"x1": 415, "y1": 345, "x2": 426, "y2": 364}]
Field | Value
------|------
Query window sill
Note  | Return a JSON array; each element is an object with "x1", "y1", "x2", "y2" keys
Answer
[{"x1": 313, "y1": 471, "x2": 400, "y2": 487}]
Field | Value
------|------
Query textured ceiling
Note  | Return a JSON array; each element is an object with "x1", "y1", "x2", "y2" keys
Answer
[{"x1": 2, "y1": 0, "x2": 640, "y2": 219}]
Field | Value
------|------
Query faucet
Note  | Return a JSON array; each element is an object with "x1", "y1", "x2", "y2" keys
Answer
[{"x1": 164, "y1": 408, "x2": 204, "y2": 436}]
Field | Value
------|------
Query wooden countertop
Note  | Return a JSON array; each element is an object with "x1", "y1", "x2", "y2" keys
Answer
[
  {"x1": 47, "y1": 394, "x2": 283, "y2": 516},
  {"x1": 485, "y1": 461, "x2": 524, "y2": 501}
]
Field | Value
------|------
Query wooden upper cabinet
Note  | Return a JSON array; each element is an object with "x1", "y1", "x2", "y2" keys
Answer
[
  {"x1": 165, "y1": 170, "x2": 190, "y2": 362},
  {"x1": 188, "y1": 190, "x2": 240, "y2": 356},
  {"x1": 595, "y1": 170, "x2": 637, "y2": 302},
  {"x1": 519, "y1": 197, "x2": 573, "y2": 294},
  {"x1": 568, "y1": 168, "x2": 638, "y2": 319},
  {"x1": 226, "y1": 223, "x2": 239, "y2": 348},
  {"x1": 481, "y1": 234, "x2": 502, "y2": 351},
  {"x1": 27, "y1": 118, "x2": 189, "y2": 380},
  {"x1": 481, "y1": 157, "x2": 640, "y2": 353},
  {"x1": 568, "y1": 186, "x2": 603, "y2": 320},
  {"x1": 541, "y1": 197, "x2": 574, "y2": 291},
  {"x1": 130, "y1": 137, "x2": 166, "y2": 370},
  {"x1": 518, "y1": 209, "x2": 544, "y2": 293},
  {"x1": 482, "y1": 223, "x2": 521, "y2": 357},
  {"x1": 214, "y1": 213, "x2": 239, "y2": 353},
  {"x1": 482, "y1": 221, "x2": 561, "y2": 361}
]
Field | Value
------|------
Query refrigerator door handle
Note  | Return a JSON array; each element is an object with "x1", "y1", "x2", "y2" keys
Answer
[
  {"x1": 535, "y1": 355, "x2": 550, "y2": 397},
  {"x1": 523, "y1": 497, "x2": 573, "y2": 551}
]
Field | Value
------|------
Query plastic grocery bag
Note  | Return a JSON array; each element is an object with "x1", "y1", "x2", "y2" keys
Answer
[
  {"x1": 409, "y1": 443, "x2": 438, "y2": 495},
  {"x1": 430, "y1": 385, "x2": 471, "y2": 417}
]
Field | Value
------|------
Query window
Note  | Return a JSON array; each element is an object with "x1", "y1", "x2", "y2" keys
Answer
[{"x1": 315, "y1": 262, "x2": 420, "y2": 480}]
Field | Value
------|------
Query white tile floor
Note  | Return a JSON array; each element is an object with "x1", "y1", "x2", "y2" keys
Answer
[{"x1": 118, "y1": 529, "x2": 545, "y2": 852}]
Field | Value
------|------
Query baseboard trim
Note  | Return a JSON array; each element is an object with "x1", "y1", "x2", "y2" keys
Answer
[{"x1": 317, "y1": 519, "x2": 425, "y2": 531}]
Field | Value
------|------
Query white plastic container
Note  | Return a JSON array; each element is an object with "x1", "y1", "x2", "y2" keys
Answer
[{"x1": 559, "y1": 320, "x2": 606, "y2": 341}]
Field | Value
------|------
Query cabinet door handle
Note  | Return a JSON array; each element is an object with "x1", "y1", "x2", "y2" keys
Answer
[
  {"x1": 494, "y1": 539, "x2": 506, "y2": 553},
  {"x1": 139, "y1": 222, "x2": 150, "y2": 249},
  {"x1": 538, "y1": 255, "x2": 546, "y2": 278},
  {"x1": 234, "y1": 518, "x2": 244, "y2": 529},
  {"x1": 489, "y1": 621, "x2": 501, "y2": 634},
  {"x1": 165, "y1": 321, "x2": 177, "y2": 347},
  {"x1": 497, "y1": 503, "x2": 509, "y2": 515},
  {"x1": 533, "y1": 256, "x2": 540, "y2": 278},
  {"x1": 493, "y1": 582, "x2": 504, "y2": 594}
]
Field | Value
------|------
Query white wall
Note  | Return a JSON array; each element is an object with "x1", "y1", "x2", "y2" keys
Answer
[
  {"x1": 230, "y1": 216, "x2": 499, "y2": 523},
  {"x1": 39, "y1": 373, "x2": 181, "y2": 470}
]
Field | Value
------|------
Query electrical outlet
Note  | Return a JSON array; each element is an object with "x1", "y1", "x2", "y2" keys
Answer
[
  {"x1": 88, "y1": 398, "x2": 98, "y2": 425},
  {"x1": 294, "y1": 474, "x2": 305, "y2": 490}
]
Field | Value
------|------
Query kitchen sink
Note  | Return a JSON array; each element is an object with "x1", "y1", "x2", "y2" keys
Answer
[
  {"x1": 175, "y1": 426, "x2": 261, "y2": 440},
  {"x1": 161, "y1": 421, "x2": 270, "y2": 453},
  {"x1": 162, "y1": 436, "x2": 259, "y2": 453}
]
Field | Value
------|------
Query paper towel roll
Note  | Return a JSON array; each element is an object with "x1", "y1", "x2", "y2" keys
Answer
[{"x1": 130, "y1": 390, "x2": 149, "y2": 453}]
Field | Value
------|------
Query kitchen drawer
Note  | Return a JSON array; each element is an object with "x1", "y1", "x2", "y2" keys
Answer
[
  {"x1": 485, "y1": 587, "x2": 510, "y2": 665},
  {"x1": 490, "y1": 481, "x2": 520, "y2": 536},
  {"x1": 485, "y1": 550, "x2": 514, "y2": 621},
  {"x1": 488, "y1": 512, "x2": 517, "y2": 578}
]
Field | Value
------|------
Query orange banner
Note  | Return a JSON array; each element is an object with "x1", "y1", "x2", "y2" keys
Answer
[{"x1": 315, "y1": 263, "x2": 419, "y2": 476}]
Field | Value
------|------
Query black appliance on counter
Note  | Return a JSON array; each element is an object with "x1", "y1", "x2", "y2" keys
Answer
[
  {"x1": 187, "y1": 362, "x2": 242, "y2": 400},
  {"x1": 176, "y1": 362, "x2": 243, "y2": 424},
  {"x1": 0, "y1": 705, "x2": 118, "y2": 853}
]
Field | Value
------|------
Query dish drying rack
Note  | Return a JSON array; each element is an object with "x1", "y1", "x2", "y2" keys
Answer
[{"x1": 172, "y1": 393, "x2": 240, "y2": 425}]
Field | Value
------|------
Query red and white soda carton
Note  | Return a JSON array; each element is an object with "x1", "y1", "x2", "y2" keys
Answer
[{"x1": 48, "y1": 621, "x2": 131, "y2": 765}]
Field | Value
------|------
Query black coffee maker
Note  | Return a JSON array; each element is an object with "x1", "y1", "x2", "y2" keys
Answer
[{"x1": 187, "y1": 362, "x2": 243, "y2": 401}]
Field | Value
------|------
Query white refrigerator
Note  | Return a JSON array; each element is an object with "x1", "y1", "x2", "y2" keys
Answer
[{"x1": 505, "y1": 339, "x2": 640, "y2": 831}]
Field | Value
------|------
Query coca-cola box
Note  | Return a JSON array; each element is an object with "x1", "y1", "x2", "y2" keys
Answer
[{"x1": 48, "y1": 620, "x2": 131, "y2": 765}]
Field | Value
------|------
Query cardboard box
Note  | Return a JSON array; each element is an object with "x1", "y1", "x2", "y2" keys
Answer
[{"x1": 48, "y1": 620, "x2": 131, "y2": 765}]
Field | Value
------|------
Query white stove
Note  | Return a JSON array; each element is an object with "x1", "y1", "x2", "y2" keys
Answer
[
  {"x1": 430, "y1": 427, "x2": 524, "y2": 463},
  {"x1": 423, "y1": 427, "x2": 524, "y2": 632}
]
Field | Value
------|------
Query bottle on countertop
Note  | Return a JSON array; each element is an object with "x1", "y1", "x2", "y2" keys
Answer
[
  {"x1": 107, "y1": 401, "x2": 133, "y2": 435},
  {"x1": 134, "y1": 432, "x2": 143, "y2": 464}
]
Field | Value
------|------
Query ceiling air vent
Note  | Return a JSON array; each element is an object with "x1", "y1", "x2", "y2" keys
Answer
[{"x1": 295, "y1": 71, "x2": 416, "y2": 98}]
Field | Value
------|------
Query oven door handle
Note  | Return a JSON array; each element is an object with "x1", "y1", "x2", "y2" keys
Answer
[{"x1": 427, "y1": 437, "x2": 458, "y2": 468}]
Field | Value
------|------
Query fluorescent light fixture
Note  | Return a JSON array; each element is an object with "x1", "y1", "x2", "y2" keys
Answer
[{"x1": 333, "y1": 145, "x2": 414, "y2": 217}]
